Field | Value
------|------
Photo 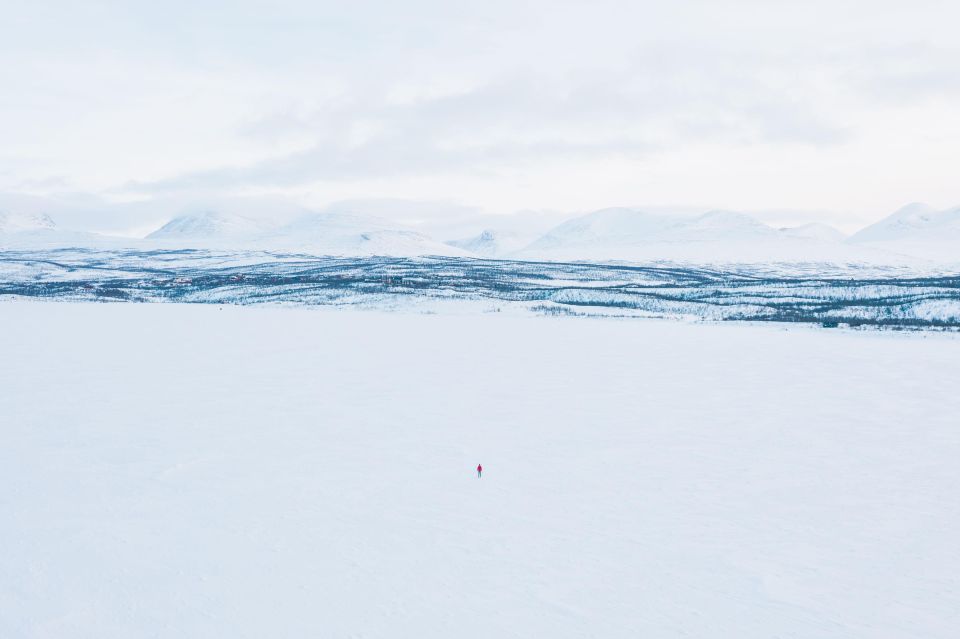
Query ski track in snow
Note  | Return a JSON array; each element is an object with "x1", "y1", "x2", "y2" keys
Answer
[{"x1": 1, "y1": 302, "x2": 958, "y2": 638}]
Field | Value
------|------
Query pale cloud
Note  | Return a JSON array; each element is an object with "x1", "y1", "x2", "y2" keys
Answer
[
  {"x1": 846, "y1": 43, "x2": 960, "y2": 103},
  {"x1": 126, "y1": 51, "x2": 850, "y2": 193},
  {"x1": 1, "y1": 0, "x2": 960, "y2": 230}
]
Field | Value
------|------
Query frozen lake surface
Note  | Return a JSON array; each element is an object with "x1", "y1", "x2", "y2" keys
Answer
[{"x1": 1, "y1": 302, "x2": 958, "y2": 637}]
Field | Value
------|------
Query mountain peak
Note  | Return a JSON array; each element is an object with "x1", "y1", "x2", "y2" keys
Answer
[
  {"x1": 849, "y1": 203, "x2": 960, "y2": 243},
  {"x1": 0, "y1": 211, "x2": 57, "y2": 233},
  {"x1": 146, "y1": 211, "x2": 268, "y2": 239},
  {"x1": 779, "y1": 223, "x2": 846, "y2": 242},
  {"x1": 446, "y1": 228, "x2": 526, "y2": 257}
]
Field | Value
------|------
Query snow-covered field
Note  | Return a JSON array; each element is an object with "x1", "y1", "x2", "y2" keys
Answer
[
  {"x1": 2, "y1": 302, "x2": 959, "y2": 638},
  {"x1": 4, "y1": 249, "x2": 960, "y2": 327}
]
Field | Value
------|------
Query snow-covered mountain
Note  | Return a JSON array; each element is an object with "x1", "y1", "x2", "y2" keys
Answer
[
  {"x1": 0, "y1": 211, "x2": 57, "y2": 234},
  {"x1": 669, "y1": 210, "x2": 771, "y2": 240},
  {"x1": 257, "y1": 212, "x2": 472, "y2": 257},
  {"x1": 0, "y1": 210, "x2": 136, "y2": 249},
  {"x1": 523, "y1": 208, "x2": 676, "y2": 253},
  {"x1": 3, "y1": 194, "x2": 955, "y2": 266},
  {"x1": 446, "y1": 229, "x2": 529, "y2": 257},
  {"x1": 779, "y1": 223, "x2": 846, "y2": 242},
  {"x1": 147, "y1": 211, "x2": 272, "y2": 242},
  {"x1": 143, "y1": 209, "x2": 469, "y2": 256},
  {"x1": 846, "y1": 203, "x2": 960, "y2": 263},
  {"x1": 517, "y1": 208, "x2": 871, "y2": 264},
  {"x1": 848, "y1": 203, "x2": 958, "y2": 242},
  {"x1": 0, "y1": 207, "x2": 470, "y2": 258}
]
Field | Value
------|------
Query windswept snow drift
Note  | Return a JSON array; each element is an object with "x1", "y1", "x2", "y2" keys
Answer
[{"x1": 1, "y1": 302, "x2": 958, "y2": 638}]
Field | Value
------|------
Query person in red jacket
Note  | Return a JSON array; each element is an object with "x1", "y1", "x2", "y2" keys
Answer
[{"x1": 477, "y1": 463, "x2": 483, "y2": 478}]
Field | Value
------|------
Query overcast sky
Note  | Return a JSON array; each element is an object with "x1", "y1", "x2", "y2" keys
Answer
[{"x1": 2, "y1": 0, "x2": 960, "y2": 232}]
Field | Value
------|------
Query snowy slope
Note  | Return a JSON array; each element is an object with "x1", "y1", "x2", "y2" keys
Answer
[
  {"x1": 142, "y1": 210, "x2": 472, "y2": 257},
  {"x1": 147, "y1": 210, "x2": 271, "y2": 241},
  {"x1": 0, "y1": 211, "x2": 60, "y2": 247},
  {"x1": 4, "y1": 200, "x2": 955, "y2": 265},
  {"x1": 848, "y1": 203, "x2": 956, "y2": 242},
  {"x1": 847, "y1": 203, "x2": 960, "y2": 263},
  {"x1": 260, "y1": 212, "x2": 473, "y2": 257},
  {"x1": 0, "y1": 211, "x2": 56, "y2": 233},
  {"x1": 519, "y1": 208, "x2": 893, "y2": 264},
  {"x1": 0, "y1": 211, "x2": 141, "y2": 250},
  {"x1": 524, "y1": 207, "x2": 679, "y2": 252},
  {"x1": 1, "y1": 302, "x2": 958, "y2": 638},
  {"x1": 661, "y1": 209, "x2": 771, "y2": 241},
  {"x1": 778, "y1": 222, "x2": 847, "y2": 242},
  {"x1": 445, "y1": 229, "x2": 529, "y2": 257}
]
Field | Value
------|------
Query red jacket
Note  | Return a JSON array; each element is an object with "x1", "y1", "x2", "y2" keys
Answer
[{"x1": 477, "y1": 465, "x2": 483, "y2": 472}]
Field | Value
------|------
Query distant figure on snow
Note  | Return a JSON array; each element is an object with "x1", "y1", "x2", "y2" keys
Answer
[{"x1": 477, "y1": 464, "x2": 483, "y2": 478}]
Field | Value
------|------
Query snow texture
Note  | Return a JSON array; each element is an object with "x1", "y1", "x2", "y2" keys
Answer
[{"x1": 1, "y1": 302, "x2": 958, "y2": 638}]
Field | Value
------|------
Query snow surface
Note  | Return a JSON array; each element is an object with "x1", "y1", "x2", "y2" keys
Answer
[
  {"x1": 146, "y1": 211, "x2": 270, "y2": 241},
  {"x1": 145, "y1": 211, "x2": 471, "y2": 257},
  {"x1": 265, "y1": 212, "x2": 470, "y2": 257},
  {"x1": 446, "y1": 229, "x2": 529, "y2": 257},
  {"x1": 2, "y1": 200, "x2": 958, "y2": 267},
  {"x1": 0, "y1": 211, "x2": 56, "y2": 233},
  {"x1": 516, "y1": 208, "x2": 898, "y2": 265},
  {"x1": 848, "y1": 203, "x2": 960, "y2": 263},
  {"x1": 1, "y1": 302, "x2": 958, "y2": 638},
  {"x1": 849, "y1": 203, "x2": 958, "y2": 242},
  {"x1": 4, "y1": 248, "x2": 958, "y2": 325},
  {"x1": 779, "y1": 222, "x2": 847, "y2": 242}
]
